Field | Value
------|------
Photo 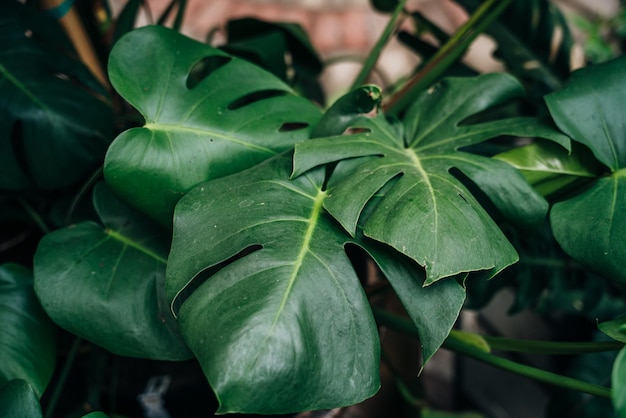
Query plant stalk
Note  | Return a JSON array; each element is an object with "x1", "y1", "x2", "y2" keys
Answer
[
  {"x1": 444, "y1": 333, "x2": 612, "y2": 398},
  {"x1": 383, "y1": 0, "x2": 511, "y2": 115},
  {"x1": 373, "y1": 309, "x2": 613, "y2": 398},
  {"x1": 350, "y1": 0, "x2": 408, "y2": 90},
  {"x1": 44, "y1": 337, "x2": 83, "y2": 418},
  {"x1": 18, "y1": 198, "x2": 50, "y2": 234},
  {"x1": 478, "y1": 333, "x2": 624, "y2": 354}
]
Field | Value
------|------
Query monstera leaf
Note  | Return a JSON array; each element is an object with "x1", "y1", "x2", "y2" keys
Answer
[
  {"x1": 167, "y1": 153, "x2": 379, "y2": 413},
  {"x1": 547, "y1": 56, "x2": 626, "y2": 284},
  {"x1": 0, "y1": 264, "x2": 56, "y2": 398},
  {"x1": 0, "y1": 1, "x2": 112, "y2": 191},
  {"x1": 105, "y1": 25, "x2": 321, "y2": 225},
  {"x1": 34, "y1": 183, "x2": 191, "y2": 360},
  {"x1": 294, "y1": 74, "x2": 569, "y2": 285}
]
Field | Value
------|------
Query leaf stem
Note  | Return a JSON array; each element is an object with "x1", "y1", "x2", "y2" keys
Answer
[
  {"x1": 477, "y1": 333, "x2": 624, "y2": 355},
  {"x1": 383, "y1": 0, "x2": 511, "y2": 115},
  {"x1": 18, "y1": 198, "x2": 51, "y2": 234},
  {"x1": 350, "y1": 0, "x2": 408, "y2": 90},
  {"x1": 444, "y1": 333, "x2": 612, "y2": 398},
  {"x1": 44, "y1": 337, "x2": 82, "y2": 418},
  {"x1": 65, "y1": 166, "x2": 103, "y2": 226},
  {"x1": 373, "y1": 309, "x2": 613, "y2": 398}
]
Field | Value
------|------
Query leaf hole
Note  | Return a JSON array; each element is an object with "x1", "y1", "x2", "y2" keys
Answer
[
  {"x1": 345, "y1": 244, "x2": 381, "y2": 289},
  {"x1": 227, "y1": 89, "x2": 288, "y2": 110},
  {"x1": 279, "y1": 122, "x2": 309, "y2": 132},
  {"x1": 186, "y1": 55, "x2": 232, "y2": 90},
  {"x1": 171, "y1": 244, "x2": 263, "y2": 316},
  {"x1": 343, "y1": 127, "x2": 372, "y2": 135}
]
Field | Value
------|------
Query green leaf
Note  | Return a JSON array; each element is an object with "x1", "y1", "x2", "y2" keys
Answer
[
  {"x1": 545, "y1": 56, "x2": 626, "y2": 171},
  {"x1": 105, "y1": 25, "x2": 320, "y2": 225},
  {"x1": 0, "y1": 264, "x2": 56, "y2": 397},
  {"x1": 494, "y1": 140, "x2": 603, "y2": 196},
  {"x1": 295, "y1": 75, "x2": 568, "y2": 285},
  {"x1": 599, "y1": 315, "x2": 626, "y2": 344},
  {"x1": 357, "y1": 189, "x2": 465, "y2": 365},
  {"x1": 551, "y1": 172, "x2": 626, "y2": 284},
  {"x1": 0, "y1": 380, "x2": 42, "y2": 418},
  {"x1": 167, "y1": 153, "x2": 380, "y2": 414},
  {"x1": 368, "y1": 243, "x2": 466, "y2": 364},
  {"x1": 613, "y1": 347, "x2": 626, "y2": 418},
  {"x1": 34, "y1": 183, "x2": 191, "y2": 360},
  {"x1": 0, "y1": 1, "x2": 112, "y2": 191},
  {"x1": 547, "y1": 56, "x2": 626, "y2": 285}
]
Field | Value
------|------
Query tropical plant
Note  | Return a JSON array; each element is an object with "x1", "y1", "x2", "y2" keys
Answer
[{"x1": 1, "y1": 0, "x2": 625, "y2": 417}]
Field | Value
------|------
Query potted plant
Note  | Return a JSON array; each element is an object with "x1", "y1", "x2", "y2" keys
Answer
[{"x1": 1, "y1": 0, "x2": 624, "y2": 416}]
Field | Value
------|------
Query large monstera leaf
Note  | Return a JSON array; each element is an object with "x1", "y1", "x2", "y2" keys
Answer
[
  {"x1": 167, "y1": 153, "x2": 379, "y2": 413},
  {"x1": 34, "y1": 183, "x2": 191, "y2": 360},
  {"x1": 0, "y1": 1, "x2": 112, "y2": 191},
  {"x1": 105, "y1": 25, "x2": 321, "y2": 225},
  {"x1": 294, "y1": 74, "x2": 569, "y2": 285},
  {"x1": 547, "y1": 56, "x2": 626, "y2": 284},
  {"x1": 0, "y1": 264, "x2": 56, "y2": 398}
]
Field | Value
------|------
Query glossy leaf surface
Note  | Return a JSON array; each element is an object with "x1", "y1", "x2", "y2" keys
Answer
[
  {"x1": 295, "y1": 75, "x2": 568, "y2": 285},
  {"x1": 0, "y1": 264, "x2": 56, "y2": 397},
  {"x1": 494, "y1": 140, "x2": 602, "y2": 197},
  {"x1": 34, "y1": 183, "x2": 191, "y2": 360},
  {"x1": 545, "y1": 56, "x2": 626, "y2": 171},
  {"x1": 551, "y1": 174, "x2": 626, "y2": 284},
  {"x1": 548, "y1": 57, "x2": 626, "y2": 284},
  {"x1": 105, "y1": 25, "x2": 321, "y2": 224},
  {"x1": 167, "y1": 154, "x2": 379, "y2": 413},
  {"x1": 0, "y1": 380, "x2": 42, "y2": 418},
  {"x1": 0, "y1": 1, "x2": 112, "y2": 191}
]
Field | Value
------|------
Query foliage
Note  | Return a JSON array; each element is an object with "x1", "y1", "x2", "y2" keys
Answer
[{"x1": 1, "y1": 0, "x2": 625, "y2": 416}]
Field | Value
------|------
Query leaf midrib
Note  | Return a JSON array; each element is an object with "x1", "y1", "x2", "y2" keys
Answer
[
  {"x1": 144, "y1": 122, "x2": 276, "y2": 154},
  {"x1": 105, "y1": 229, "x2": 167, "y2": 264},
  {"x1": 247, "y1": 187, "x2": 327, "y2": 371},
  {"x1": 0, "y1": 62, "x2": 48, "y2": 110},
  {"x1": 273, "y1": 188, "x2": 326, "y2": 326},
  {"x1": 404, "y1": 148, "x2": 438, "y2": 265}
]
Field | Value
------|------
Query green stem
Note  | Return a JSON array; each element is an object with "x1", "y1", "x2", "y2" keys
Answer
[
  {"x1": 444, "y1": 333, "x2": 612, "y2": 398},
  {"x1": 455, "y1": 330, "x2": 624, "y2": 355},
  {"x1": 65, "y1": 166, "x2": 103, "y2": 226},
  {"x1": 350, "y1": 0, "x2": 408, "y2": 90},
  {"x1": 373, "y1": 309, "x2": 613, "y2": 399},
  {"x1": 173, "y1": 0, "x2": 187, "y2": 31},
  {"x1": 491, "y1": 336, "x2": 623, "y2": 355},
  {"x1": 18, "y1": 198, "x2": 50, "y2": 234},
  {"x1": 44, "y1": 337, "x2": 82, "y2": 418},
  {"x1": 384, "y1": 0, "x2": 511, "y2": 115}
]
